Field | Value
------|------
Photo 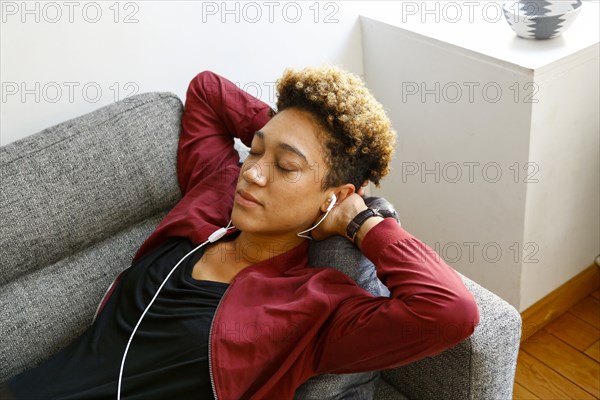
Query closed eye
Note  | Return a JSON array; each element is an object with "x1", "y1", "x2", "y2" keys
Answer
[{"x1": 277, "y1": 164, "x2": 293, "y2": 172}]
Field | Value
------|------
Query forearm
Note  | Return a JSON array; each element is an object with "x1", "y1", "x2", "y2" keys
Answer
[
  {"x1": 183, "y1": 71, "x2": 272, "y2": 145},
  {"x1": 314, "y1": 220, "x2": 479, "y2": 373},
  {"x1": 178, "y1": 71, "x2": 272, "y2": 193},
  {"x1": 360, "y1": 219, "x2": 477, "y2": 319}
]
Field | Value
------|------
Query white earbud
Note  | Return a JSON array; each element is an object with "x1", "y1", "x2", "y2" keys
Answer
[
  {"x1": 297, "y1": 193, "x2": 337, "y2": 240},
  {"x1": 326, "y1": 194, "x2": 337, "y2": 212}
]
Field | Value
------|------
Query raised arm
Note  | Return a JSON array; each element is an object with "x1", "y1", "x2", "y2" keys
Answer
[
  {"x1": 129, "y1": 72, "x2": 273, "y2": 263},
  {"x1": 310, "y1": 196, "x2": 480, "y2": 374},
  {"x1": 178, "y1": 71, "x2": 273, "y2": 195}
]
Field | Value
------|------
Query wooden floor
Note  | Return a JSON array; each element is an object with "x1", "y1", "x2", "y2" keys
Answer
[{"x1": 514, "y1": 289, "x2": 600, "y2": 399}]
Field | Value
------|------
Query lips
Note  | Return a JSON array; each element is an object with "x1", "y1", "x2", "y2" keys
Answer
[{"x1": 235, "y1": 189, "x2": 263, "y2": 207}]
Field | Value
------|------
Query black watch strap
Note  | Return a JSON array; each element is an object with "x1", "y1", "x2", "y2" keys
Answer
[{"x1": 346, "y1": 208, "x2": 383, "y2": 242}]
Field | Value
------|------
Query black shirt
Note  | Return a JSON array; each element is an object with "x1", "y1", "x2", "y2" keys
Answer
[{"x1": 5, "y1": 237, "x2": 227, "y2": 400}]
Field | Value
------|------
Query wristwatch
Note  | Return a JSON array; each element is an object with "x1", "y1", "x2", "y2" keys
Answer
[{"x1": 346, "y1": 207, "x2": 384, "y2": 243}]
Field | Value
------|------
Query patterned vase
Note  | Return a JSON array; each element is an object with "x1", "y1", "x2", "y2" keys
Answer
[{"x1": 502, "y1": 0, "x2": 583, "y2": 40}]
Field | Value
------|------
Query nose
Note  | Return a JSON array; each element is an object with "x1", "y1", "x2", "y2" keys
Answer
[{"x1": 242, "y1": 162, "x2": 267, "y2": 186}]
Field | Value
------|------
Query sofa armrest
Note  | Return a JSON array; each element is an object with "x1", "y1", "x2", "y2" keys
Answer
[{"x1": 380, "y1": 273, "x2": 521, "y2": 400}]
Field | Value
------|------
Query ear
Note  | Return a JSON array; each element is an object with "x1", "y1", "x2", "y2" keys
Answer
[{"x1": 320, "y1": 183, "x2": 355, "y2": 212}]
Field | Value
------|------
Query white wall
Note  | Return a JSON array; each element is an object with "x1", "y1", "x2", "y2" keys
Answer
[
  {"x1": 360, "y1": 1, "x2": 600, "y2": 311},
  {"x1": 361, "y1": 16, "x2": 532, "y2": 308},
  {"x1": 1, "y1": 1, "x2": 364, "y2": 145},
  {"x1": 521, "y1": 50, "x2": 600, "y2": 310}
]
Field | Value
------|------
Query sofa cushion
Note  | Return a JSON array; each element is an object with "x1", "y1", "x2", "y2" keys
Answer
[
  {"x1": 0, "y1": 92, "x2": 183, "y2": 285},
  {"x1": 381, "y1": 274, "x2": 521, "y2": 400},
  {"x1": 375, "y1": 378, "x2": 410, "y2": 400},
  {"x1": 295, "y1": 370, "x2": 381, "y2": 400},
  {"x1": 0, "y1": 92, "x2": 183, "y2": 381},
  {"x1": 0, "y1": 214, "x2": 168, "y2": 382}
]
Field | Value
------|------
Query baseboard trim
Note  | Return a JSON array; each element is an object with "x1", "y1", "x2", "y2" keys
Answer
[{"x1": 521, "y1": 264, "x2": 600, "y2": 343}]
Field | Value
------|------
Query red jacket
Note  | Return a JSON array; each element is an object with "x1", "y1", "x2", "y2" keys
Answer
[{"x1": 99, "y1": 71, "x2": 480, "y2": 399}]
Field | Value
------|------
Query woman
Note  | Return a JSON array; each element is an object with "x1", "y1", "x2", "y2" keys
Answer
[{"x1": 3, "y1": 67, "x2": 479, "y2": 399}]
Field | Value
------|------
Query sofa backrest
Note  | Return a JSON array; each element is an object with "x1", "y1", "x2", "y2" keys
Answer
[{"x1": 0, "y1": 92, "x2": 183, "y2": 381}]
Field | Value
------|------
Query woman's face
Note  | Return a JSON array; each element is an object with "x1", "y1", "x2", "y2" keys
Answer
[{"x1": 231, "y1": 108, "x2": 333, "y2": 240}]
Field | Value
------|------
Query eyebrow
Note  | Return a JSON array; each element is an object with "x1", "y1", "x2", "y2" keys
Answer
[{"x1": 255, "y1": 130, "x2": 308, "y2": 163}]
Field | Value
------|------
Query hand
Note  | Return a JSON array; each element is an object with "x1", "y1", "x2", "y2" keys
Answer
[{"x1": 310, "y1": 193, "x2": 368, "y2": 241}]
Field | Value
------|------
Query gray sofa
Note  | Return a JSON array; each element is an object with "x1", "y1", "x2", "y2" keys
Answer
[{"x1": 0, "y1": 92, "x2": 522, "y2": 399}]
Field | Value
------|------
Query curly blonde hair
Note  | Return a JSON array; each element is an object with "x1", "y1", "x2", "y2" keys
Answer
[{"x1": 275, "y1": 65, "x2": 396, "y2": 190}]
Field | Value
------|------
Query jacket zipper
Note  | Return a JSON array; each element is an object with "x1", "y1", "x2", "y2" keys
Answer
[{"x1": 208, "y1": 280, "x2": 234, "y2": 400}]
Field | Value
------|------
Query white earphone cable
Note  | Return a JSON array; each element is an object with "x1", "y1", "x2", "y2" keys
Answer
[
  {"x1": 117, "y1": 221, "x2": 234, "y2": 400},
  {"x1": 297, "y1": 195, "x2": 336, "y2": 240}
]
